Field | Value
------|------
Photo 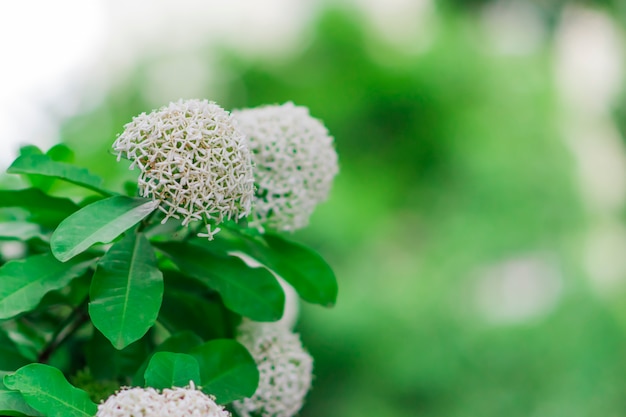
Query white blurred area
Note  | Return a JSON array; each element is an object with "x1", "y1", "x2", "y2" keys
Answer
[
  {"x1": 481, "y1": 0, "x2": 547, "y2": 55},
  {"x1": 554, "y1": 6, "x2": 626, "y2": 298},
  {"x1": 0, "y1": 0, "x2": 106, "y2": 167},
  {"x1": 473, "y1": 255, "x2": 563, "y2": 324},
  {"x1": 0, "y1": 0, "x2": 320, "y2": 168},
  {"x1": 473, "y1": 1, "x2": 626, "y2": 322}
]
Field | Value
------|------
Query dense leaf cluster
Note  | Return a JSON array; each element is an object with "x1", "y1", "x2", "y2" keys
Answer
[{"x1": 0, "y1": 144, "x2": 337, "y2": 416}]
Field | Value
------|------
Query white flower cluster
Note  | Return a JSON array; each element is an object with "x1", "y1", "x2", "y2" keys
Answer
[
  {"x1": 96, "y1": 383, "x2": 230, "y2": 417},
  {"x1": 113, "y1": 99, "x2": 255, "y2": 239},
  {"x1": 233, "y1": 320, "x2": 313, "y2": 417},
  {"x1": 232, "y1": 102, "x2": 339, "y2": 232}
]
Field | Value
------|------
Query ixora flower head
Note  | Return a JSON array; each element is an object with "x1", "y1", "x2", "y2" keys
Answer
[
  {"x1": 232, "y1": 102, "x2": 338, "y2": 232},
  {"x1": 96, "y1": 383, "x2": 230, "y2": 417},
  {"x1": 113, "y1": 98, "x2": 255, "y2": 239},
  {"x1": 234, "y1": 320, "x2": 313, "y2": 417}
]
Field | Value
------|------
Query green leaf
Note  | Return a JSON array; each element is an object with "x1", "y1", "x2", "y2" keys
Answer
[
  {"x1": 157, "y1": 242, "x2": 285, "y2": 322},
  {"x1": 17, "y1": 145, "x2": 43, "y2": 158},
  {"x1": 0, "y1": 222, "x2": 42, "y2": 241},
  {"x1": 190, "y1": 339, "x2": 259, "y2": 404},
  {"x1": 159, "y1": 290, "x2": 231, "y2": 341},
  {"x1": 15, "y1": 144, "x2": 75, "y2": 192},
  {"x1": 0, "y1": 375, "x2": 43, "y2": 417},
  {"x1": 3, "y1": 364, "x2": 97, "y2": 417},
  {"x1": 261, "y1": 233, "x2": 338, "y2": 307},
  {"x1": 0, "y1": 331, "x2": 30, "y2": 372},
  {"x1": 0, "y1": 253, "x2": 94, "y2": 320},
  {"x1": 131, "y1": 331, "x2": 203, "y2": 386},
  {"x1": 77, "y1": 195, "x2": 105, "y2": 208},
  {"x1": 89, "y1": 233, "x2": 164, "y2": 350},
  {"x1": 0, "y1": 189, "x2": 79, "y2": 228},
  {"x1": 213, "y1": 230, "x2": 338, "y2": 307},
  {"x1": 45, "y1": 144, "x2": 74, "y2": 163},
  {"x1": 158, "y1": 270, "x2": 235, "y2": 341},
  {"x1": 0, "y1": 370, "x2": 42, "y2": 417},
  {"x1": 7, "y1": 154, "x2": 112, "y2": 196},
  {"x1": 0, "y1": 389, "x2": 43, "y2": 416},
  {"x1": 144, "y1": 352, "x2": 201, "y2": 389},
  {"x1": 51, "y1": 196, "x2": 159, "y2": 262}
]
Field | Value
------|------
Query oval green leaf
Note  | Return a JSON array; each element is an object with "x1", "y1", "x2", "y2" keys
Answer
[
  {"x1": 3, "y1": 364, "x2": 97, "y2": 417},
  {"x1": 0, "y1": 253, "x2": 94, "y2": 320},
  {"x1": 190, "y1": 339, "x2": 259, "y2": 404},
  {"x1": 131, "y1": 331, "x2": 204, "y2": 386},
  {"x1": 261, "y1": 233, "x2": 338, "y2": 307},
  {"x1": 144, "y1": 352, "x2": 201, "y2": 389},
  {"x1": 214, "y1": 230, "x2": 338, "y2": 307},
  {"x1": 51, "y1": 196, "x2": 159, "y2": 262},
  {"x1": 7, "y1": 154, "x2": 111, "y2": 196},
  {"x1": 156, "y1": 242, "x2": 285, "y2": 322},
  {"x1": 89, "y1": 233, "x2": 164, "y2": 350}
]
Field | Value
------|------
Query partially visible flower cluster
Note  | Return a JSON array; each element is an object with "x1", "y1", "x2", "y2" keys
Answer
[
  {"x1": 113, "y1": 99, "x2": 255, "y2": 239},
  {"x1": 233, "y1": 320, "x2": 313, "y2": 417},
  {"x1": 232, "y1": 102, "x2": 339, "y2": 232},
  {"x1": 96, "y1": 383, "x2": 230, "y2": 417}
]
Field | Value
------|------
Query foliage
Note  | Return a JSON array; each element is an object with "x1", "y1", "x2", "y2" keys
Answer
[{"x1": 0, "y1": 143, "x2": 337, "y2": 416}]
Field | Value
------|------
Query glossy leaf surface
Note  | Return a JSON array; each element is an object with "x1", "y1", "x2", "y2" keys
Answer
[
  {"x1": 261, "y1": 233, "x2": 338, "y2": 307},
  {"x1": 214, "y1": 230, "x2": 338, "y2": 307},
  {"x1": 3, "y1": 364, "x2": 97, "y2": 417},
  {"x1": 51, "y1": 196, "x2": 158, "y2": 262},
  {"x1": 89, "y1": 233, "x2": 163, "y2": 349}
]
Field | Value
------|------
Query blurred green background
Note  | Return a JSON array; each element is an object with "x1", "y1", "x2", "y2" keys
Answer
[{"x1": 13, "y1": 0, "x2": 626, "y2": 415}]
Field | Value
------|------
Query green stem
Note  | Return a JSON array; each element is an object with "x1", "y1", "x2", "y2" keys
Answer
[{"x1": 38, "y1": 297, "x2": 90, "y2": 363}]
